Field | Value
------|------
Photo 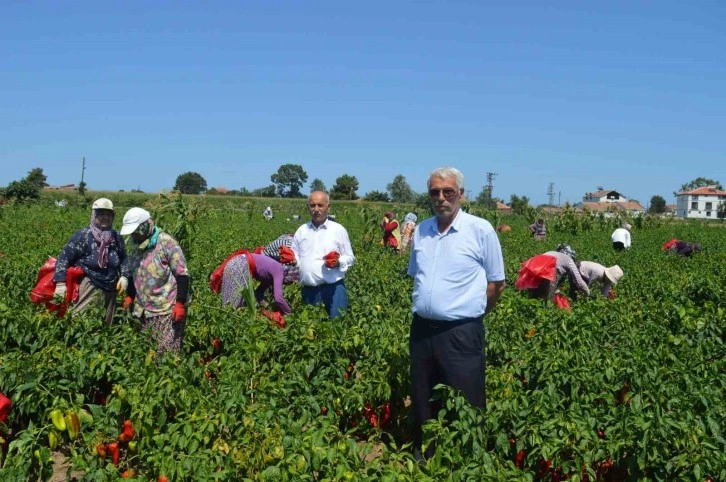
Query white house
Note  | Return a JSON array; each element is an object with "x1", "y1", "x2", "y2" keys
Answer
[
  {"x1": 675, "y1": 186, "x2": 726, "y2": 219},
  {"x1": 576, "y1": 189, "x2": 646, "y2": 217}
]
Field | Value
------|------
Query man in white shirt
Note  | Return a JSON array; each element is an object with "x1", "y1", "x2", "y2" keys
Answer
[
  {"x1": 611, "y1": 223, "x2": 631, "y2": 251},
  {"x1": 285, "y1": 191, "x2": 355, "y2": 319}
]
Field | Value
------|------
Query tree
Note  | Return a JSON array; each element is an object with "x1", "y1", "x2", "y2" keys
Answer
[
  {"x1": 717, "y1": 201, "x2": 726, "y2": 222},
  {"x1": 309, "y1": 178, "x2": 327, "y2": 193},
  {"x1": 330, "y1": 175, "x2": 359, "y2": 200},
  {"x1": 475, "y1": 187, "x2": 499, "y2": 209},
  {"x1": 679, "y1": 177, "x2": 723, "y2": 193},
  {"x1": 252, "y1": 185, "x2": 277, "y2": 197},
  {"x1": 648, "y1": 195, "x2": 667, "y2": 214},
  {"x1": 271, "y1": 164, "x2": 308, "y2": 198},
  {"x1": 386, "y1": 175, "x2": 415, "y2": 203},
  {"x1": 508, "y1": 194, "x2": 530, "y2": 215},
  {"x1": 365, "y1": 190, "x2": 390, "y2": 202},
  {"x1": 4, "y1": 179, "x2": 41, "y2": 200},
  {"x1": 25, "y1": 168, "x2": 48, "y2": 189},
  {"x1": 174, "y1": 172, "x2": 208, "y2": 194}
]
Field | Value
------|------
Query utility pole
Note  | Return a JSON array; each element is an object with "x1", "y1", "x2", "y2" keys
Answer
[
  {"x1": 485, "y1": 171, "x2": 497, "y2": 209},
  {"x1": 79, "y1": 157, "x2": 87, "y2": 195},
  {"x1": 547, "y1": 182, "x2": 555, "y2": 206}
]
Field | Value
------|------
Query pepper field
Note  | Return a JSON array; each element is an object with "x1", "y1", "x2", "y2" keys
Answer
[{"x1": 0, "y1": 194, "x2": 724, "y2": 481}]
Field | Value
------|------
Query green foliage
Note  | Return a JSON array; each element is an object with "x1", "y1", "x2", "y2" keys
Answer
[
  {"x1": 251, "y1": 184, "x2": 277, "y2": 197},
  {"x1": 309, "y1": 178, "x2": 327, "y2": 194},
  {"x1": 1, "y1": 202, "x2": 725, "y2": 481},
  {"x1": 3, "y1": 179, "x2": 41, "y2": 201},
  {"x1": 25, "y1": 168, "x2": 49, "y2": 189},
  {"x1": 679, "y1": 177, "x2": 723, "y2": 192},
  {"x1": 648, "y1": 195, "x2": 667, "y2": 214},
  {"x1": 386, "y1": 175, "x2": 415, "y2": 203},
  {"x1": 330, "y1": 174, "x2": 359, "y2": 200},
  {"x1": 508, "y1": 194, "x2": 530, "y2": 215},
  {"x1": 174, "y1": 171, "x2": 208, "y2": 195},
  {"x1": 271, "y1": 164, "x2": 308, "y2": 198},
  {"x1": 364, "y1": 190, "x2": 389, "y2": 202}
]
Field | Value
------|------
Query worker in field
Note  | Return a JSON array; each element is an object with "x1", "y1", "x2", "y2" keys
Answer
[
  {"x1": 380, "y1": 211, "x2": 401, "y2": 252},
  {"x1": 398, "y1": 212, "x2": 418, "y2": 254},
  {"x1": 261, "y1": 233, "x2": 299, "y2": 284},
  {"x1": 516, "y1": 244, "x2": 590, "y2": 301},
  {"x1": 611, "y1": 222, "x2": 632, "y2": 251},
  {"x1": 52, "y1": 198, "x2": 129, "y2": 326},
  {"x1": 528, "y1": 217, "x2": 547, "y2": 240},
  {"x1": 407, "y1": 166, "x2": 506, "y2": 462},
  {"x1": 663, "y1": 239, "x2": 702, "y2": 257},
  {"x1": 278, "y1": 191, "x2": 355, "y2": 320},
  {"x1": 572, "y1": 261, "x2": 623, "y2": 300},
  {"x1": 118, "y1": 207, "x2": 190, "y2": 355},
  {"x1": 209, "y1": 249, "x2": 292, "y2": 315},
  {"x1": 263, "y1": 206, "x2": 273, "y2": 221}
]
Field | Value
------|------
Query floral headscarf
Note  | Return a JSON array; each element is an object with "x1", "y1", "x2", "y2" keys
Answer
[{"x1": 90, "y1": 210, "x2": 115, "y2": 268}]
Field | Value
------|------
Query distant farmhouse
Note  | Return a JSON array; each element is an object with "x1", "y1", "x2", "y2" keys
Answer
[
  {"x1": 575, "y1": 189, "x2": 645, "y2": 217},
  {"x1": 675, "y1": 186, "x2": 726, "y2": 219}
]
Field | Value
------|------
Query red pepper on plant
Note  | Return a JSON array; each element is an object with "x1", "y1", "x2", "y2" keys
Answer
[
  {"x1": 107, "y1": 441, "x2": 120, "y2": 466},
  {"x1": 96, "y1": 443, "x2": 107, "y2": 459},
  {"x1": 119, "y1": 419, "x2": 135, "y2": 442}
]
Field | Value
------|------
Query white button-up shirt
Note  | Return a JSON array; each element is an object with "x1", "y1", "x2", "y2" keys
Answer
[{"x1": 292, "y1": 219, "x2": 355, "y2": 287}]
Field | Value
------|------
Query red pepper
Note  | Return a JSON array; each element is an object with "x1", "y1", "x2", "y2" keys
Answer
[
  {"x1": 515, "y1": 449, "x2": 525, "y2": 468},
  {"x1": 107, "y1": 441, "x2": 120, "y2": 466},
  {"x1": 0, "y1": 392, "x2": 11, "y2": 424},
  {"x1": 380, "y1": 403, "x2": 391, "y2": 427},
  {"x1": 121, "y1": 419, "x2": 135, "y2": 441},
  {"x1": 122, "y1": 469, "x2": 136, "y2": 478},
  {"x1": 158, "y1": 477, "x2": 168, "y2": 482}
]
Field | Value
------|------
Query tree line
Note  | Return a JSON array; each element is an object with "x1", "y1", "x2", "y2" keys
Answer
[{"x1": 3, "y1": 166, "x2": 725, "y2": 220}]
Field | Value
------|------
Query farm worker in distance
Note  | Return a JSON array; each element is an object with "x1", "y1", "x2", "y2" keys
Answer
[
  {"x1": 118, "y1": 207, "x2": 190, "y2": 355},
  {"x1": 572, "y1": 261, "x2": 623, "y2": 301},
  {"x1": 262, "y1": 234, "x2": 299, "y2": 284},
  {"x1": 263, "y1": 206, "x2": 273, "y2": 221},
  {"x1": 664, "y1": 239, "x2": 702, "y2": 257},
  {"x1": 52, "y1": 198, "x2": 129, "y2": 326},
  {"x1": 380, "y1": 211, "x2": 401, "y2": 252},
  {"x1": 407, "y1": 166, "x2": 506, "y2": 462},
  {"x1": 399, "y1": 212, "x2": 418, "y2": 253},
  {"x1": 529, "y1": 218, "x2": 547, "y2": 240},
  {"x1": 524, "y1": 244, "x2": 590, "y2": 301},
  {"x1": 217, "y1": 252, "x2": 292, "y2": 315},
  {"x1": 278, "y1": 191, "x2": 355, "y2": 320},
  {"x1": 611, "y1": 222, "x2": 632, "y2": 251}
]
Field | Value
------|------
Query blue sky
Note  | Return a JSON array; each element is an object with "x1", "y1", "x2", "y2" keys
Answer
[{"x1": 1, "y1": 1, "x2": 724, "y2": 206}]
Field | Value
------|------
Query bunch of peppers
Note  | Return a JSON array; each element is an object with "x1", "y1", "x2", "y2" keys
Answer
[
  {"x1": 96, "y1": 419, "x2": 135, "y2": 467},
  {"x1": 49, "y1": 408, "x2": 81, "y2": 441}
]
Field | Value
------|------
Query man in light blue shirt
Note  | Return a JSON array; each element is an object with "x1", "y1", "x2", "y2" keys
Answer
[{"x1": 407, "y1": 166, "x2": 506, "y2": 461}]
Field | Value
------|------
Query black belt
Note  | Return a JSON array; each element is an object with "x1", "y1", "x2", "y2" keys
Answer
[{"x1": 413, "y1": 313, "x2": 482, "y2": 329}]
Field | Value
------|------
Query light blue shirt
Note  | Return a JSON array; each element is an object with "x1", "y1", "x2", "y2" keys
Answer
[{"x1": 408, "y1": 210, "x2": 505, "y2": 321}]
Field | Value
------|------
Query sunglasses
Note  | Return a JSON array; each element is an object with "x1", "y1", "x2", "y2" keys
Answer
[{"x1": 428, "y1": 188, "x2": 460, "y2": 199}]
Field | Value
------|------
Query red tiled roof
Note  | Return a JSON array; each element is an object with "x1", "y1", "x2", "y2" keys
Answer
[
  {"x1": 211, "y1": 187, "x2": 230, "y2": 193},
  {"x1": 678, "y1": 186, "x2": 726, "y2": 196},
  {"x1": 585, "y1": 189, "x2": 617, "y2": 198},
  {"x1": 496, "y1": 201, "x2": 511, "y2": 211}
]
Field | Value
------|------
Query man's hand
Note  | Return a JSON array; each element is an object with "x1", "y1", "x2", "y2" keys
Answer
[
  {"x1": 324, "y1": 251, "x2": 340, "y2": 268},
  {"x1": 52, "y1": 282, "x2": 67, "y2": 303},
  {"x1": 171, "y1": 301, "x2": 186, "y2": 323},
  {"x1": 116, "y1": 276, "x2": 128, "y2": 295}
]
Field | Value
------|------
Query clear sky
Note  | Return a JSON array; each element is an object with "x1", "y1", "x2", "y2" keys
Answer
[{"x1": 2, "y1": 1, "x2": 724, "y2": 206}]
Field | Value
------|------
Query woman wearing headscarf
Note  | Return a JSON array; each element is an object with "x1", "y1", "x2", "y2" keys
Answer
[
  {"x1": 262, "y1": 233, "x2": 299, "y2": 284},
  {"x1": 572, "y1": 261, "x2": 623, "y2": 300},
  {"x1": 399, "y1": 212, "x2": 418, "y2": 253},
  {"x1": 52, "y1": 198, "x2": 128, "y2": 325},
  {"x1": 119, "y1": 207, "x2": 190, "y2": 354},
  {"x1": 517, "y1": 244, "x2": 590, "y2": 301},
  {"x1": 380, "y1": 211, "x2": 401, "y2": 252}
]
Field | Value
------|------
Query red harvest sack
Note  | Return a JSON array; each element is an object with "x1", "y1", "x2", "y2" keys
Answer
[
  {"x1": 29, "y1": 257, "x2": 84, "y2": 317},
  {"x1": 0, "y1": 391, "x2": 11, "y2": 424},
  {"x1": 260, "y1": 309, "x2": 286, "y2": 329},
  {"x1": 662, "y1": 239, "x2": 679, "y2": 250},
  {"x1": 515, "y1": 254, "x2": 557, "y2": 290}
]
